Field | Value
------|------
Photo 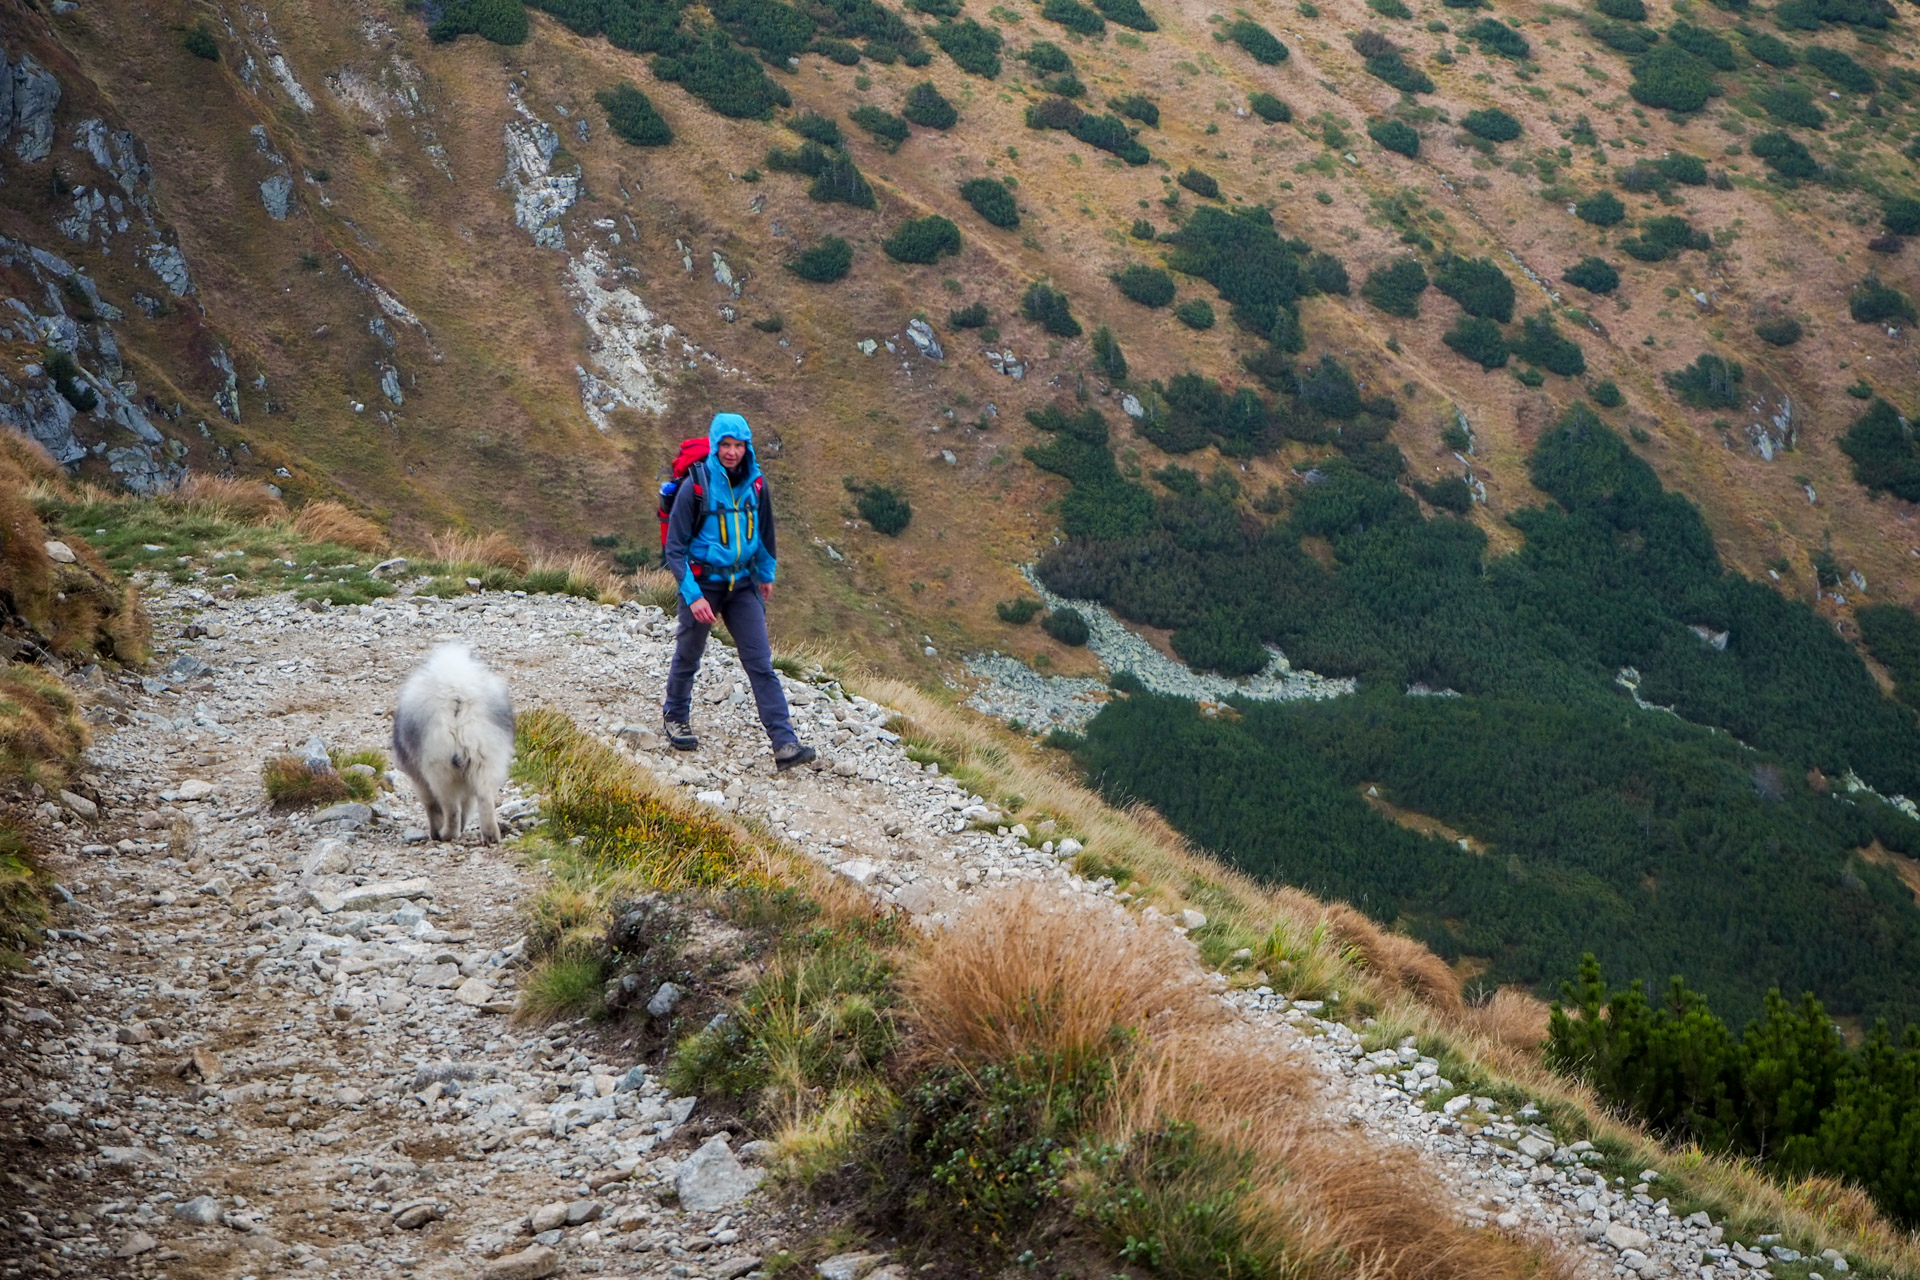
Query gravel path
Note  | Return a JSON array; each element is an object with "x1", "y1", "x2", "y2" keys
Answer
[{"x1": 0, "y1": 585, "x2": 1815, "y2": 1280}]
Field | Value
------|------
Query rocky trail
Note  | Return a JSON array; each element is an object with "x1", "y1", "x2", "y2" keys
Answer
[{"x1": 0, "y1": 584, "x2": 1821, "y2": 1280}]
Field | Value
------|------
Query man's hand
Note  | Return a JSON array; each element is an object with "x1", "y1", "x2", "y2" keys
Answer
[
  {"x1": 759, "y1": 582, "x2": 774, "y2": 603},
  {"x1": 689, "y1": 597, "x2": 716, "y2": 625}
]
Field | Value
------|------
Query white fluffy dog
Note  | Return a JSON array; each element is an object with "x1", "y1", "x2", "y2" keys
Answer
[{"x1": 392, "y1": 644, "x2": 515, "y2": 844}]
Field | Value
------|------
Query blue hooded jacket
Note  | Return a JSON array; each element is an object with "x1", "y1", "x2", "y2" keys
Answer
[{"x1": 665, "y1": 412, "x2": 776, "y2": 605}]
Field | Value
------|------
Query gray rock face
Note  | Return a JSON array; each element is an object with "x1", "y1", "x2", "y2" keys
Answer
[
  {"x1": 483, "y1": 1245, "x2": 561, "y2": 1280},
  {"x1": 504, "y1": 115, "x2": 579, "y2": 250},
  {"x1": 259, "y1": 173, "x2": 295, "y2": 220},
  {"x1": 380, "y1": 365, "x2": 403, "y2": 405},
  {"x1": 0, "y1": 387, "x2": 84, "y2": 464},
  {"x1": 645, "y1": 981, "x2": 684, "y2": 1017},
  {"x1": 906, "y1": 318, "x2": 942, "y2": 360},
  {"x1": 0, "y1": 52, "x2": 12, "y2": 144},
  {"x1": 10, "y1": 56, "x2": 60, "y2": 162},
  {"x1": 172, "y1": 1196, "x2": 221, "y2": 1225},
  {"x1": 674, "y1": 1136, "x2": 764, "y2": 1212},
  {"x1": 145, "y1": 242, "x2": 193, "y2": 296}
]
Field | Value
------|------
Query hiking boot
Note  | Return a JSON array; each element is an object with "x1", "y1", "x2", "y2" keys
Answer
[
  {"x1": 663, "y1": 719, "x2": 699, "y2": 751},
  {"x1": 773, "y1": 741, "x2": 817, "y2": 771}
]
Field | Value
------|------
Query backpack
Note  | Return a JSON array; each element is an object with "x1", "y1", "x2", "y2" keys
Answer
[{"x1": 656, "y1": 436, "x2": 765, "y2": 556}]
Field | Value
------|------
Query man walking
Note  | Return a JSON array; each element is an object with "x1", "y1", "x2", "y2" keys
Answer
[{"x1": 662, "y1": 412, "x2": 816, "y2": 770}]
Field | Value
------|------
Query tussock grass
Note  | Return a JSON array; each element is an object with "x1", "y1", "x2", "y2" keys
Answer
[
  {"x1": 172, "y1": 474, "x2": 289, "y2": 523},
  {"x1": 0, "y1": 666, "x2": 89, "y2": 788},
  {"x1": 291, "y1": 501, "x2": 386, "y2": 552},
  {"x1": 521, "y1": 952, "x2": 609, "y2": 1023},
  {"x1": 527, "y1": 552, "x2": 625, "y2": 603},
  {"x1": 0, "y1": 824, "x2": 50, "y2": 970},
  {"x1": 424, "y1": 528, "x2": 530, "y2": 575},
  {"x1": 629, "y1": 568, "x2": 681, "y2": 613},
  {"x1": 260, "y1": 751, "x2": 380, "y2": 808}
]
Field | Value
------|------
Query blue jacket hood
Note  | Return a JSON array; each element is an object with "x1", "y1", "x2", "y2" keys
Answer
[{"x1": 709, "y1": 412, "x2": 754, "y2": 452}]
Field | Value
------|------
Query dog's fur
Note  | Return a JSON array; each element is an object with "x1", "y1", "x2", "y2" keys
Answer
[{"x1": 392, "y1": 644, "x2": 515, "y2": 843}]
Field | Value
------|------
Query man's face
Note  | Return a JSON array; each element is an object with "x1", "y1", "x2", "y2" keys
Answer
[{"x1": 717, "y1": 437, "x2": 747, "y2": 468}]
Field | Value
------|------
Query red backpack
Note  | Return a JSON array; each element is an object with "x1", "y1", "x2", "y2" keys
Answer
[{"x1": 656, "y1": 437, "x2": 764, "y2": 553}]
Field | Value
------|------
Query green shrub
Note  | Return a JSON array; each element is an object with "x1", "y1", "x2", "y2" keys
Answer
[
  {"x1": 1589, "y1": 17, "x2": 1660, "y2": 52},
  {"x1": 1365, "y1": 51, "x2": 1435, "y2": 92},
  {"x1": 1305, "y1": 252, "x2": 1349, "y2": 297},
  {"x1": 857, "y1": 485, "x2": 913, "y2": 534},
  {"x1": 654, "y1": 32, "x2": 792, "y2": 119},
  {"x1": 1773, "y1": 0, "x2": 1893, "y2": 27},
  {"x1": 789, "y1": 111, "x2": 844, "y2": 145},
  {"x1": 812, "y1": 148, "x2": 876, "y2": 206},
  {"x1": 1042, "y1": 0, "x2": 1106, "y2": 32},
  {"x1": 849, "y1": 104, "x2": 911, "y2": 149},
  {"x1": 959, "y1": 177, "x2": 1019, "y2": 227},
  {"x1": 1666, "y1": 21, "x2": 1736, "y2": 69},
  {"x1": 901, "y1": 81, "x2": 958, "y2": 130},
  {"x1": 906, "y1": 0, "x2": 961, "y2": 14},
  {"x1": 950, "y1": 301, "x2": 990, "y2": 328},
  {"x1": 1742, "y1": 30, "x2": 1797, "y2": 64},
  {"x1": 183, "y1": 23, "x2": 220, "y2": 58},
  {"x1": 1042, "y1": 607, "x2": 1091, "y2": 645},
  {"x1": 883, "y1": 215, "x2": 962, "y2": 264},
  {"x1": 711, "y1": 0, "x2": 816, "y2": 60},
  {"x1": 812, "y1": 36, "x2": 862, "y2": 63},
  {"x1": 1130, "y1": 218, "x2": 1156, "y2": 239},
  {"x1": 1172, "y1": 609, "x2": 1267, "y2": 674},
  {"x1": 1850, "y1": 274, "x2": 1916, "y2": 325},
  {"x1": 1163, "y1": 205, "x2": 1307, "y2": 337},
  {"x1": 1755, "y1": 315, "x2": 1803, "y2": 346},
  {"x1": 1250, "y1": 92, "x2": 1293, "y2": 123},
  {"x1": 1466, "y1": 16, "x2": 1529, "y2": 56},
  {"x1": 1860, "y1": 604, "x2": 1920, "y2": 708},
  {"x1": 1595, "y1": 0, "x2": 1645, "y2": 18},
  {"x1": 1178, "y1": 167, "x2": 1220, "y2": 199},
  {"x1": 1027, "y1": 96, "x2": 1084, "y2": 130},
  {"x1": 1750, "y1": 130, "x2": 1819, "y2": 179},
  {"x1": 1443, "y1": 315, "x2": 1511, "y2": 368},
  {"x1": 1368, "y1": 117, "x2": 1419, "y2": 156},
  {"x1": 1620, "y1": 214, "x2": 1709, "y2": 261},
  {"x1": 997, "y1": 597, "x2": 1042, "y2": 624},
  {"x1": 1629, "y1": 44, "x2": 1716, "y2": 112},
  {"x1": 1023, "y1": 283, "x2": 1082, "y2": 337},
  {"x1": 1174, "y1": 299, "x2": 1215, "y2": 329},
  {"x1": 43, "y1": 350, "x2": 96, "y2": 412},
  {"x1": 1108, "y1": 94, "x2": 1159, "y2": 125},
  {"x1": 1361, "y1": 257, "x2": 1429, "y2": 318},
  {"x1": 1416, "y1": 475, "x2": 1475, "y2": 513},
  {"x1": 431, "y1": 0, "x2": 530, "y2": 43},
  {"x1": 1092, "y1": 326, "x2": 1128, "y2": 380},
  {"x1": 1840, "y1": 398, "x2": 1920, "y2": 499},
  {"x1": 1591, "y1": 379, "x2": 1624, "y2": 407},
  {"x1": 1094, "y1": 0, "x2": 1158, "y2": 29},
  {"x1": 1434, "y1": 256, "x2": 1514, "y2": 322},
  {"x1": 1654, "y1": 152, "x2": 1709, "y2": 184},
  {"x1": 786, "y1": 235, "x2": 854, "y2": 282},
  {"x1": 1563, "y1": 257, "x2": 1620, "y2": 293},
  {"x1": 1883, "y1": 198, "x2": 1920, "y2": 237},
  {"x1": 1664, "y1": 352, "x2": 1744, "y2": 407},
  {"x1": 1513, "y1": 312, "x2": 1586, "y2": 376},
  {"x1": 1042, "y1": 71, "x2": 1086, "y2": 98},
  {"x1": 596, "y1": 82, "x2": 674, "y2": 145},
  {"x1": 1071, "y1": 112, "x2": 1151, "y2": 164},
  {"x1": 1020, "y1": 39, "x2": 1073, "y2": 71},
  {"x1": 1227, "y1": 19, "x2": 1289, "y2": 63},
  {"x1": 1805, "y1": 44, "x2": 1874, "y2": 93},
  {"x1": 1370, "y1": 0, "x2": 1413, "y2": 16},
  {"x1": 1113, "y1": 264, "x2": 1177, "y2": 307},
  {"x1": 1758, "y1": 85, "x2": 1826, "y2": 128},
  {"x1": 929, "y1": 19, "x2": 1003, "y2": 76}
]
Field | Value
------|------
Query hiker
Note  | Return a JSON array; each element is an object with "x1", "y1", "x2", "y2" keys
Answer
[{"x1": 660, "y1": 412, "x2": 817, "y2": 770}]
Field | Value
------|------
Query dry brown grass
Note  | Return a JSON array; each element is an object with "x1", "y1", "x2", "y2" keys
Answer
[
  {"x1": 170, "y1": 475, "x2": 289, "y2": 523},
  {"x1": 0, "y1": 444, "x2": 147, "y2": 665},
  {"x1": 530, "y1": 552, "x2": 626, "y2": 603},
  {"x1": 1324, "y1": 902, "x2": 1464, "y2": 1013},
  {"x1": 291, "y1": 501, "x2": 387, "y2": 552},
  {"x1": 260, "y1": 756, "x2": 356, "y2": 809},
  {"x1": 909, "y1": 889, "x2": 1565, "y2": 1280},
  {"x1": 424, "y1": 529, "x2": 530, "y2": 575},
  {"x1": 0, "y1": 665, "x2": 88, "y2": 786},
  {"x1": 1458, "y1": 987, "x2": 1551, "y2": 1060}
]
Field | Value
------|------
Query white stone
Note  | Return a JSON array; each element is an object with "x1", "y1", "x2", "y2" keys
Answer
[{"x1": 44, "y1": 540, "x2": 77, "y2": 564}]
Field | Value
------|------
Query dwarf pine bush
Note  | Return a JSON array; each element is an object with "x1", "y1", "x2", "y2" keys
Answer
[{"x1": 960, "y1": 178, "x2": 1019, "y2": 228}]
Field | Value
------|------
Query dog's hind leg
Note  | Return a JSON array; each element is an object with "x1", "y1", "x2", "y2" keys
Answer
[
  {"x1": 478, "y1": 792, "x2": 501, "y2": 845},
  {"x1": 424, "y1": 795, "x2": 447, "y2": 843}
]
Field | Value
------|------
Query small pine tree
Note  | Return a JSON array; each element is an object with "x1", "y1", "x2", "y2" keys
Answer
[
  {"x1": 902, "y1": 81, "x2": 958, "y2": 129},
  {"x1": 595, "y1": 83, "x2": 673, "y2": 146},
  {"x1": 882, "y1": 215, "x2": 962, "y2": 264},
  {"x1": 959, "y1": 178, "x2": 1019, "y2": 228},
  {"x1": 1092, "y1": 326, "x2": 1128, "y2": 381},
  {"x1": 786, "y1": 235, "x2": 854, "y2": 282},
  {"x1": 857, "y1": 485, "x2": 913, "y2": 535}
]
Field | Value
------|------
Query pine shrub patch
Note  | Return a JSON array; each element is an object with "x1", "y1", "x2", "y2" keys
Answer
[
  {"x1": 1174, "y1": 298, "x2": 1215, "y2": 329},
  {"x1": 1666, "y1": 20, "x2": 1736, "y2": 69},
  {"x1": 849, "y1": 104, "x2": 911, "y2": 149},
  {"x1": 929, "y1": 19, "x2": 1003, "y2": 76},
  {"x1": 1754, "y1": 315, "x2": 1803, "y2": 346},
  {"x1": 1250, "y1": 92, "x2": 1293, "y2": 123},
  {"x1": 1020, "y1": 39, "x2": 1072, "y2": 71},
  {"x1": 1023, "y1": 283, "x2": 1083, "y2": 336},
  {"x1": 1883, "y1": 198, "x2": 1920, "y2": 237},
  {"x1": 653, "y1": 33, "x2": 793, "y2": 119},
  {"x1": 1463, "y1": 107, "x2": 1521, "y2": 142},
  {"x1": 1365, "y1": 51, "x2": 1435, "y2": 93},
  {"x1": 1443, "y1": 315, "x2": 1510, "y2": 368},
  {"x1": 1576, "y1": 189, "x2": 1627, "y2": 226},
  {"x1": 1590, "y1": 379, "x2": 1624, "y2": 407},
  {"x1": 1362, "y1": 257, "x2": 1429, "y2": 318},
  {"x1": 1434, "y1": 255, "x2": 1515, "y2": 321},
  {"x1": 902, "y1": 81, "x2": 958, "y2": 128},
  {"x1": 183, "y1": 23, "x2": 220, "y2": 58},
  {"x1": 1595, "y1": 0, "x2": 1646, "y2": 19},
  {"x1": 1805, "y1": 44, "x2": 1874, "y2": 93},
  {"x1": 857, "y1": 485, "x2": 913, "y2": 535},
  {"x1": 1850, "y1": 274, "x2": 1916, "y2": 325},
  {"x1": 1513, "y1": 312, "x2": 1586, "y2": 376},
  {"x1": 883, "y1": 215, "x2": 962, "y2": 264},
  {"x1": 1113, "y1": 264, "x2": 1177, "y2": 307},
  {"x1": 1467, "y1": 17, "x2": 1529, "y2": 57},
  {"x1": 1178, "y1": 168, "x2": 1221, "y2": 199},
  {"x1": 431, "y1": 0, "x2": 530, "y2": 44},
  {"x1": 1759, "y1": 86, "x2": 1826, "y2": 128},
  {"x1": 1562, "y1": 257, "x2": 1620, "y2": 294},
  {"x1": 1108, "y1": 94, "x2": 1159, "y2": 125},
  {"x1": 1042, "y1": 0, "x2": 1106, "y2": 34},
  {"x1": 1042, "y1": 607, "x2": 1090, "y2": 645},
  {"x1": 950, "y1": 301, "x2": 990, "y2": 327},
  {"x1": 1620, "y1": 214, "x2": 1709, "y2": 261},
  {"x1": 788, "y1": 111, "x2": 844, "y2": 144},
  {"x1": 1751, "y1": 131, "x2": 1819, "y2": 180},
  {"x1": 1368, "y1": 118, "x2": 1419, "y2": 155},
  {"x1": 1227, "y1": 19, "x2": 1289, "y2": 63},
  {"x1": 596, "y1": 82, "x2": 673, "y2": 145},
  {"x1": 1840, "y1": 397, "x2": 1920, "y2": 500},
  {"x1": 1092, "y1": 326, "x2": 1128, "y2": 380},
  {"x1": 1742, "y1": 30, "x2": 1797, "y2": 64},
  {"x1": 960, "y1": 177, "x2": 1019, "y2": 227},
  {"x1": 1664, "y1": 352, "x2": 1744, "y2": 407},
  {"x1": 786, "y1": 235, "x2": 854, "y2": 282},
  {"x1": 1628, "y1": 44, "x2": 1716, "y2": 112},
  {"x1": 1093, "y1": 0, "x2": 1157, "y2": 31}
]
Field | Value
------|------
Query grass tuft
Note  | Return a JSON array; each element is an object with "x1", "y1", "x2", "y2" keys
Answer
[{"x1": 291, "y1": 501, "x2": 387, "y2": 552}]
